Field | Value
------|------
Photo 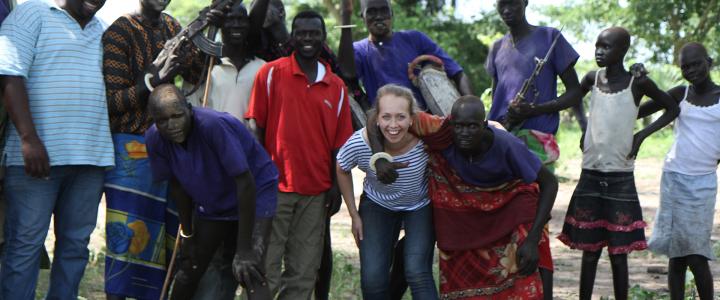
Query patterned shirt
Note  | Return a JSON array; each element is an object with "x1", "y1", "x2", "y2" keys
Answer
[
  {"x1": 0, "y1": 0, "x2": 114, "y2": 167},
  {"x1": 103, "y1": 13, "x2": 201, "y2": 134}
]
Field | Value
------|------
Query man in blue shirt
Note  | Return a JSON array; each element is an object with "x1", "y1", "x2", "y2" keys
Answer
[
  {"x1": 145, "y1": 84, "x2": 278, "y2": 299},
  {"x1": 0, "y1": 0, "x2": 114, "y2": 298},
  {"x1": 337, "y1": 0, "x2": 473, "y2": 109}
]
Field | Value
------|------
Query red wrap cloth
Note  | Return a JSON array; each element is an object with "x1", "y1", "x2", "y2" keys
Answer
[
  {"x1": 426, "y1": 146, "x2": 550, "y2": 300},
  {"x1": 412, "y1": 112, "x2": 552, "y2": 299}
]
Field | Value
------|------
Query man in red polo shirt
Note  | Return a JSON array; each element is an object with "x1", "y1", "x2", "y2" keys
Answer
[{"x1": 245, "y1": 10, "x2": 353, "y2": 300}]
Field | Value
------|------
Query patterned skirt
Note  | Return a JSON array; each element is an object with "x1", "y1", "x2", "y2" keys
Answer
[
  {"x1": 558, "y1": 169, "x2": 647, "y2": 254},
  {"x1": 104, "y1": 133, "x2": 178, "y2": 300}
]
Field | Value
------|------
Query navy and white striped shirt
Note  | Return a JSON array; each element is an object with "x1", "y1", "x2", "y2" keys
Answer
[
  {"x1": 337, "y1": 129, "x2": 429, "y2": 211},
  {"x1": 0, "y1": 0, "x2": 114, "y2": 167}
]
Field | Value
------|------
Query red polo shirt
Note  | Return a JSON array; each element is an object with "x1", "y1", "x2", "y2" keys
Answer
[{"x1": 246, "y1": 53, "x2": 353, "y2": 195}]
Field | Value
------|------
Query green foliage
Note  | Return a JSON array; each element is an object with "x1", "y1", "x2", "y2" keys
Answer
[
  {"x1": 542, "y1": 0, "x2": 720, "y2": 64},
  {"x1": 166, "y1": 0, "x2": 496, "y2": 93},
  {"x1": 166, "y1": 0, "x2": 208, "y2": 26}
]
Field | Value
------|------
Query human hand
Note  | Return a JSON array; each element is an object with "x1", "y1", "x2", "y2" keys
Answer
[
  {"x1": 151, "y1": 39, "x2": 186, "y2": 85},
  {"x1": 630, "y1": 63, "x2": 649, "y2": 78},
  {"x1": 325, "y1": 183, "x2": 342, "y2": 216},
  {"x1": 508, "y1": 101, "x2": 536, "y2": 119},
  {"x1": 205, "y1": 1, "x2": 232, "y2": 27},
  {"x1": 627, "y1": 133, "x2": 645, "y2": 160},
  {"x1": 375, "y1": 158, "x2": 409, "y2": 185},
  {"x1": 350, "y1": 214, "x2": 363, "y2": 247},
  {"x1": 20, "y1": 135, "x2": 50, "y2": 178},
  {"x1": 516, "y1": 237, "x2": 540, "y2": 276},
  {"x1": 233, "y1": 249, "x2": 266, "y2": 290}
]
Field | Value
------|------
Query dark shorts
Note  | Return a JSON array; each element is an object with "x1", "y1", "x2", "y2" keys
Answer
[{"x1": 558, "y1": 169, "x2": 647, "y2": 255}]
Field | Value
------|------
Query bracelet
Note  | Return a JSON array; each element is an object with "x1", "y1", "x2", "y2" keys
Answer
[
  {"x1": 144, "y1": 73, "x2": 155, "y2": 92},
  {"x1": 334, "y1": 24, "x2": 357, "y2": 29},
  {"x1": 369, "y1": 152, "x2": 393, "y2": 173},
  {"x1": 179, "y1": 229, "x2": 193, "y2": 238}
]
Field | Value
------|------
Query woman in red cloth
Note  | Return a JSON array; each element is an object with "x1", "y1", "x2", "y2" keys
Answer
[{"x1": 372, "y1": 96, "x2": 558, "y2": 299}]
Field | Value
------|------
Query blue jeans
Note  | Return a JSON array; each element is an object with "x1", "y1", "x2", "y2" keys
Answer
[
  {"x1": 358, "y1": 197, "x2": 438, "y2": 300},
  {"x1": 1, "y1": 166, "x2": 104, "y2": 300}
]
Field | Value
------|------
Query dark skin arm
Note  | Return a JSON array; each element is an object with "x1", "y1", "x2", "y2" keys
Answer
[
  {"x1": 248, "y1": 0, "x2": 270, "y2": 33},
  {"x1": 508, "y1": 65, "x2": 583, "y2": 118},
  {"x1": 337, "y1": 0, "x2": 356, "y2": 83},
  {"x1": 326, "y1": 149, "x2": 342, "y2": 215},
  {"x1": 232, "y1": 171, "x2": 265, "y2": 289},
  {"x1": 169, "y1": 178, "x2": 194, "y2": 236},
  {"x1": 627, "y1": 75, "x2": 680, "y2": 159},
  {"x1": 637, "y1": 85, "x2": 684, "y2": 119},
  {"x1": 1, "y1": 76, "x2": 49, "y2": 178},
  {"x1": 451, "y1": 72, "x2": 473, "y2": 96},
  {"x1": 516, "y1": 165, "x2": 558, "y2": 276}
]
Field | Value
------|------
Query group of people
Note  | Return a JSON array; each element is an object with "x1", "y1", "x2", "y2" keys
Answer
[{"x1": 0, "y1": 0, "x2": 717, "y2": 300}]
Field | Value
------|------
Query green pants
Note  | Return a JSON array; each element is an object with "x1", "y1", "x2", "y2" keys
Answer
[{"x1": 265, "y1": 192, "x2": 327, "y2": 300}]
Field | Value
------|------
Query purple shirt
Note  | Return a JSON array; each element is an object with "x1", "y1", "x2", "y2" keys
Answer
[
  {"x1": 442, "y1": 127, "x2": 542, "y2": 188},
  {"x1": 0, "y1": 2, "x2": 8, "y2": 24},
  {"x1": 146, "y1": 107, "x2": 278, "y2": 220},
  {"x1": 354, "y1": 30, "x2": 463, "y2": 109},
  {"x1": 486, "y1": 27, "x2": 579, "y2": 134}
]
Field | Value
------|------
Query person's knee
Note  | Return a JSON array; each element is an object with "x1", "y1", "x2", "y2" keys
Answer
[
  {"x1": 403, "y1": 255, "x2": 432, "y2": 284},
  {"x1": 608, "y1": 254, "x2": 627, "y2": 268},
  {"x1": 685, "y1": 255, "x2": 709, "y2": 267},
  {"x1": 361, "y1": 264, "x2": 389, "y2": 293},
  {"x1": 581, "y1": 251, "x2": 602, "y2": 264}
]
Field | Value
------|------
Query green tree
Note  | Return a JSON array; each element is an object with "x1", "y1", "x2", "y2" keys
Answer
[
  {"x1": 165, "y1": 0, "x2": 502, "y2": 93},
  {"x1": 543, "y1": 0, "x2": 720, "y2": 64}
]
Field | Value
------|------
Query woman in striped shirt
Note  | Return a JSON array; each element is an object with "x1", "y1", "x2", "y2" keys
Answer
[{"x1": 336, "y1": 84, "x2": 438, "y2": 299}]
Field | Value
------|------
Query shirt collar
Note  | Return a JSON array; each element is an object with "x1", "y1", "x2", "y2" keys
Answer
[
  {"x1": 48, "y1": 0, "x2": 100, "y2": 29},
  {"x1": 290, "y1": 52, "x2": 331, "y2": 85}
]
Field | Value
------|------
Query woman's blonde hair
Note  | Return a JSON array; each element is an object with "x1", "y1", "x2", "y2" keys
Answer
[{"x1": 368, "y1": 84, "x2": 420, "y2": 120}]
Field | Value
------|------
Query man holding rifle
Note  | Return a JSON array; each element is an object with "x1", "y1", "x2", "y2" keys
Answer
[{"x1": 486, "y1": 0, "x2": 582, "y2": 298}]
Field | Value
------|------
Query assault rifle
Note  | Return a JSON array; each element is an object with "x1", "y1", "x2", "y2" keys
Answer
[
  {"x1": 155, "y1": 0, "x2": 235, "y2": 65},
  {"x1": 503, "y1": 29, "x2": 564, "y2": 131}
]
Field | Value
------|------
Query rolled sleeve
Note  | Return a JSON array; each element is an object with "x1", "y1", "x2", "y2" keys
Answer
[{"x1": 0, "y1": 3, "x2": 42, "y2": 78}]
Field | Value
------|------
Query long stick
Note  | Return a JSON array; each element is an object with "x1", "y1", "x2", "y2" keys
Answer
[
  {"x1": 159, "y1": 225, "x2": 182, "y2": 300},
  {"x1": 201, "y1": 56, "x2": 215, "y2": 107}
]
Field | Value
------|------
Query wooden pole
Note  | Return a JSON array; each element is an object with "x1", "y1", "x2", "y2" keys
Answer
[
  {"x1": 201, "y1": 57, "x2": 215, "y2": 107},
  {"x1": 159, "y1": 225, "x2": 182, "y2": 300}
]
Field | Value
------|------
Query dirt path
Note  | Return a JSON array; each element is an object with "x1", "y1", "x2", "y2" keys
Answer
[{"x1": 44, "y1": 158, "x2": 720, "y2": 299}]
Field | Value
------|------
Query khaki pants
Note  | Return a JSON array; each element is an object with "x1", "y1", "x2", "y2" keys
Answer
[{"x1": 265, "y1": 192, "x2": 327, "y2": 300}]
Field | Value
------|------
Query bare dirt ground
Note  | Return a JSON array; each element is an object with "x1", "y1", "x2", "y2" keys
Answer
[{"x1": 42, "y1": 158, "x2": 720, "y2": 299}]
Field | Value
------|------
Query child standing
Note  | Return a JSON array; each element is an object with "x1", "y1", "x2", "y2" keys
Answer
[
  {"x1": 549, "y1": 27, "x2": 679, "y2": 300},
  {"x1": 642, "y1": 42, "x2": 719, "y2": 300}
]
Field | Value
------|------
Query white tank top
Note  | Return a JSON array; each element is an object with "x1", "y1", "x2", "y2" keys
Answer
[
  {"x1": 663, "y1": 87, "x2": 720, "y2": 175},
  {"x1": 582, "y1": 68, "x2": 638, "y2": 172}
]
